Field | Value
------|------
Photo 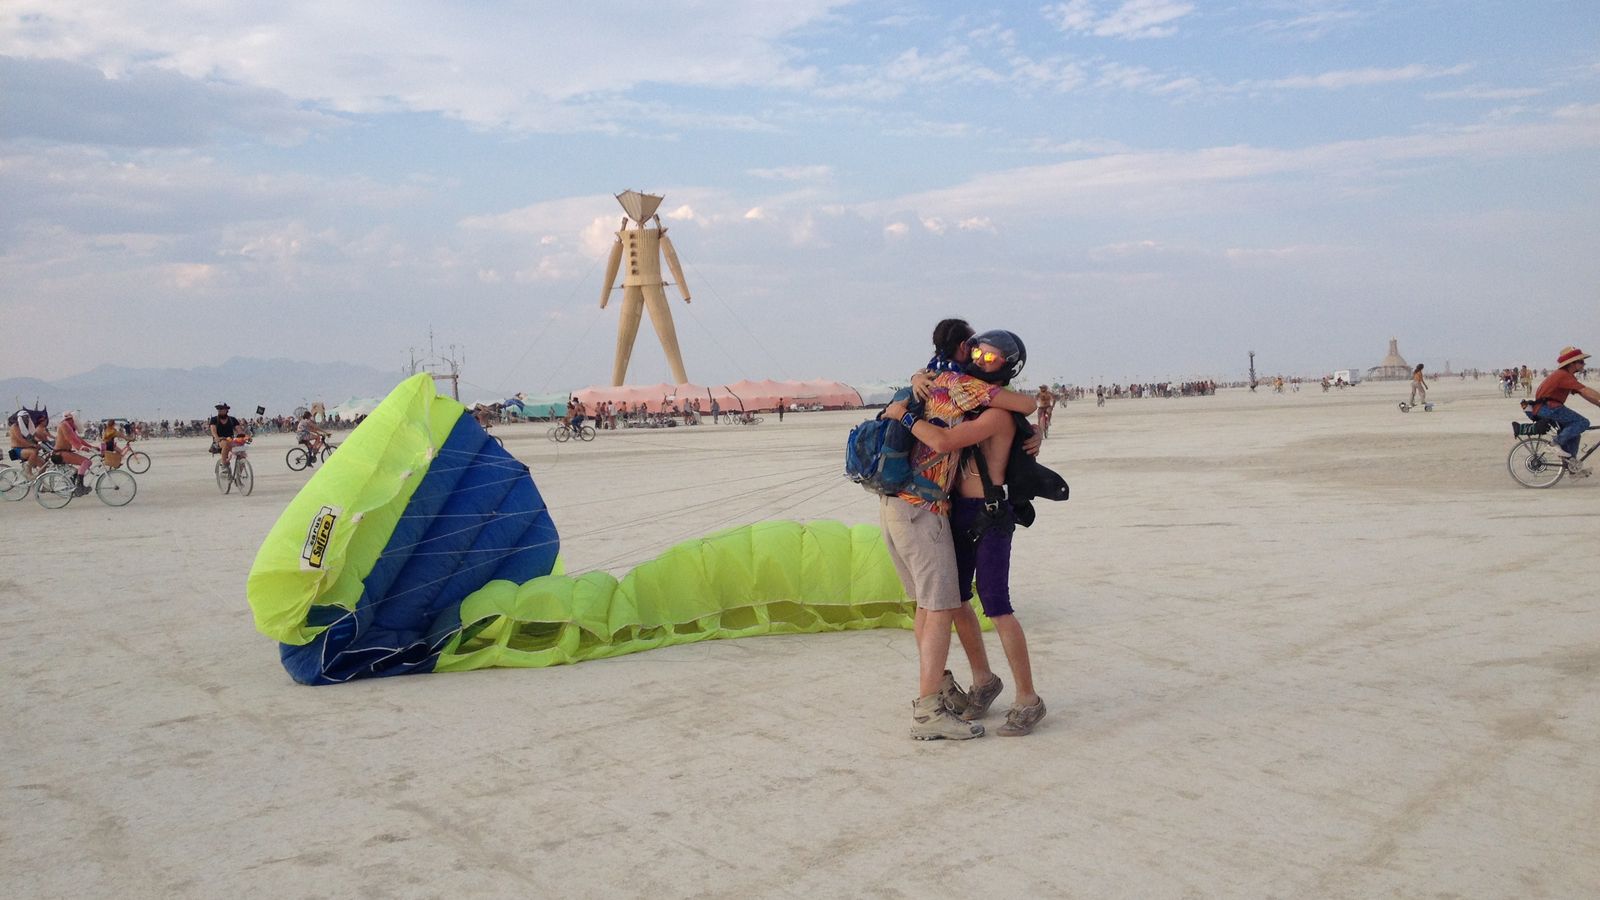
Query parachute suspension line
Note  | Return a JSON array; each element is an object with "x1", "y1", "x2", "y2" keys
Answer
[
  {"x1": 679, "y1": 301, "x2": 750, "y2": 383},
  {"x1": 327, "y1": 466, "x2": 858, "y2": 634},
  {"x1": 315, "y1": 548, "x2": 542, "y2": 642},
  {"x1": 375, "y1": 507, "x2": 552, "y2": 557},
  {"x1": 490, "y1": 252, "x2": 604, "y2": 398},
  {"x1": 582, "y1": 465, "x2": 855, "y2": 573},
  {"x1": 684, "y1": 260, "x2": 794, "y2": 381},
  {"x1": 535, "y1": 298, "x2": 608, "y2": 396}
]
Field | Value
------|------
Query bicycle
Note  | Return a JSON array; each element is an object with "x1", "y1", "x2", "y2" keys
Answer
[
  {"x1": 722, "y1": 411, "x2": 763, "y2": 426},
  {"x1": 0, "y1": 462, "x2": 76, "y2": 508},
  {"x1": 286, "y1": 440, "x2": 335, "y2": 471},
  {"x1": 118, "y1": 442, "x2": 151, "y2": 474},
  {"x1": 546, "y1": 422, "x2": 596, "y2": 442},
  {"x1": 216, "y1": 437, "x2": 254, "y2": 495},
  {"x1": 1507, "y1": 421, "x2": 1598, "y2": 488}
]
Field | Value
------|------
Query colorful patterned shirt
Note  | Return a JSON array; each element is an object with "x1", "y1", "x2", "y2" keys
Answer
[{"x1": 896, "y1": 371, "x2": 1000, "y2": 514}]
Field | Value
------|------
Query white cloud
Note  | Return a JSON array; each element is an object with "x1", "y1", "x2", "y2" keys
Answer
[
  {"x1": 0, "y1": 1, "x2": 850, "y2": 131},
  {"x1": 1425, "y1": 85, "x2": 1547, "y2": 101},
  {"x1": 1261, "y1": 63, "x2": 1471, "y2": 91},
  {"x1": 879, "y1": 105, "x2": 1600, "y2": 221},
  {"x1": 1045, "y1": 0, "x2": 1196, "y2": 40},
  {"x1": 746, "y1": 165, "x2": 834, "y2": 181},
  {"x1": 883, "y1": 221, "x2": 910, "y2": 238},
  {"x1": 1247, "y1": 6, "x2": 1366, "y2": 41}
]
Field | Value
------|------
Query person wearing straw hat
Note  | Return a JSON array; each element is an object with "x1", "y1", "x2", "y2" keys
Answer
[{"x1": 1530, "y1": 347, "x2": 1600, "y2": 477}]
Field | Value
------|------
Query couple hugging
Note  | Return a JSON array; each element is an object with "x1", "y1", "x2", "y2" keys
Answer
[{"x1": 878, "y1": 318, "x2": 1065, "y2": 740}]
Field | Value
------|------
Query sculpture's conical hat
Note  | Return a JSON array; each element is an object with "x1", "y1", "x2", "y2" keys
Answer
[{"x1": 616, "y1": 190, "x2": 664, "y2": 223}]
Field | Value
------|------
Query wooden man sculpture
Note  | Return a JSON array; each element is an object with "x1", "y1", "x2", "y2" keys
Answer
[{"x1": 600, "y1": 190, "x2": 691, "y2": 385}]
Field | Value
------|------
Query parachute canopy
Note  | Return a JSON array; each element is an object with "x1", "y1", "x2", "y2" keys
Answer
[{"x1": 247, "y1": 374, "x2": 914, "y2": 684}]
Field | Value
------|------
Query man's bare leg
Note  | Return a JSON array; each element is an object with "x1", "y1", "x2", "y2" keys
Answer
[
  {"x1": 918, "y1": 608, "x2": 957, "y2": 697},
  {"x1": 913, "y1": 604, "x2": 994, "y2": 685}
]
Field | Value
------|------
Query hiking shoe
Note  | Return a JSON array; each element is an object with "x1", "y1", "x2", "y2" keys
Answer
[
  {"x1": 937, "y1": 670, "x2": 971, "y2": 717},
  {"x1": 996, "y1": 698, "x2": 1046, "y2": 737},
  {"x1": 960, "y1": 673, "x2": 1004, "y2": 721},
  {"x1": 911, "y1": 693, "x2": 984, "y2": 741},
  {"x1": 1555, "y1": 447, "x2": 1575, "y2": 459}
]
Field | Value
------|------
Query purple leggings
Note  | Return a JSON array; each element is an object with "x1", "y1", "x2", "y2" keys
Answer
[{"x1": 949, "y1": 497, "x2": 1014, "y2": 618}]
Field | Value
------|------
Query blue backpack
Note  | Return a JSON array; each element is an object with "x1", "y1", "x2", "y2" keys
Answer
[{"x1": 844, "y1": 389, "x2": 947, "y2": 503}]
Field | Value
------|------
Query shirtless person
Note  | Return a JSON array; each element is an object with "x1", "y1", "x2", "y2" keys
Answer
[
  {"x1": 7, "y1": 407, "x2": 49, "y2": 476},
  {"x1": 55, "y1": 410, "x2": 98, "y2": 495},
  {"x1": 1034, "y1": 384, "x2": 1054, "y2": 438}
]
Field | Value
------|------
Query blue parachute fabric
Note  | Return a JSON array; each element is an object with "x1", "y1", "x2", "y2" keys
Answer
[{"x1": 280, "y1": 417, "x2": 559, "y2": 684}]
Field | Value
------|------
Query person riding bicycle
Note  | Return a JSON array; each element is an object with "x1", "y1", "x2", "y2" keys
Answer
[
  {"x1": 55, "y1": 410, "x2": 97, "y2": 496},
  {"x1": 296, "y1": 411, "x2": 330, "y2": 467},
  {"x1": 1528, "y1": 347, "x2": 1600, "y2": 477},
  {"x1": 7, "y1": 406, "x2": 50, "y2": 476},
  {"x1": 209, "y1": 403, "x2": 245, "y2": 471}
]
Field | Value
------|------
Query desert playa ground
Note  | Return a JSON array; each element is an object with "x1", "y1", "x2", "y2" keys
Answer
[{"x1": 4, "y1": 378, "x2": 1597, "y2": 899}]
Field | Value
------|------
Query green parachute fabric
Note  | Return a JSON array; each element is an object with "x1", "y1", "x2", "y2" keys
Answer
[{"x1": 246, "y1": 373, "x2": 917, "y2": 683}]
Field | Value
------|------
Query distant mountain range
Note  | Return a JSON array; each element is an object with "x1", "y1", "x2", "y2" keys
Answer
[{"x1": 0, "y1": 358, "x2": 413, "y2": 421}]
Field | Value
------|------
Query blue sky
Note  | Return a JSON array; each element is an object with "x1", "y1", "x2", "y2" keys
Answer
[{"x1": 3, "y1": 1, "x2": 1598, "y2": 392}]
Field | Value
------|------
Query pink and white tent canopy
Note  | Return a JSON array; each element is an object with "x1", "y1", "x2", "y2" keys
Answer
[{"x1": 570, "y1": 380, "x2": 862, "y2": 413}]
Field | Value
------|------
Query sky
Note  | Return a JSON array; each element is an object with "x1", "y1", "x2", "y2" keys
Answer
[{"x1": 3, "y1": 0, "x2": 1599, "y2": 393}]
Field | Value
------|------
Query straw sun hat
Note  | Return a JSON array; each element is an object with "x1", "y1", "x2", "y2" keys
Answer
[{"x1": 1557, "y1": 346, "x2": 1590, "y2": 368}]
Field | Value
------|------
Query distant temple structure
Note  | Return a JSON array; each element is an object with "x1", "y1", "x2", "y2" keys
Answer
[{"x1": 1367, "y1": 338, "x2": 1411, "y2": 381}]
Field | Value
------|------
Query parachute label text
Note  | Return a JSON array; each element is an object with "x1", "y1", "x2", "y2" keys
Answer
[{"x1": 301, "y1": 505, "x2": 340, "y2": 570}]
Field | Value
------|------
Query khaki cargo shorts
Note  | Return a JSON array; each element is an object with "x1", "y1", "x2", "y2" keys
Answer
[{"x1": 879, "y1": 495, "x2": 960, "y2": 611}]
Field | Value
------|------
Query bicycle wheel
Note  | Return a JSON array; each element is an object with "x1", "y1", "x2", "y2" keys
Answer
[
  {"x1": 1507, "y1": 438, "x2": 1565, "y2": 488},
  {"x1": 237, "y1": 459, "x2": 254, "y2": 496},
  {"x1": 0, "y1": 467, "x2": 29, "y2": 501},
  {"x1": 36, "y1": 469, "x2": 76, "y2": 509},
  {"x1": 491, "y1": 434, "x2": 505, "y2": 448},
  {"x1": 217, "y1": 459, "x2": 232, "y2": 494},
  {"x1": 126, "y1": 451, "x2": 151, "y2": 474},
  {"x1": 95, "y1": 468, "x2": 137, "y2": 506},
  {"x1": 319, "y1": 444, "x2": 335, "y2": 462},
  {"x1": 286, "y1": 446, "x2": 309, "y2": 471},
  {"x1": 578, "y1": 425, "x2": 596, "y2": 441},
  {"x1": 554, "y1": 426, "x2": 571, "y2": 443}
]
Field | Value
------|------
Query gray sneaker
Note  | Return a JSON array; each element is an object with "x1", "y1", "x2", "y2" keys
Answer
[
  {"x1": 911, "y1": 692, "x2": 984, "y2": 741},
  {"x1": 996, "y1": 698, "x2": 1046, "y2": 737},
  {"x1": 960, "y1": 673, "x2": 1004, "y2": 721},
  {"x1": 937, "y1": 670, "x2": 971, "y2": 717}
]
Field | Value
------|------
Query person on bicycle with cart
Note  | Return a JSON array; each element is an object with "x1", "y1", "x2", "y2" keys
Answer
[
  {"x1": 296, "y1": 411, "x2": 329, "y2": 467},
  {"x1": 1529, "y1": 346, "x2": 1600, "y2": 477},
  {"x1": 209, "y1": 403, "x2": 244, "y2": 471}
]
